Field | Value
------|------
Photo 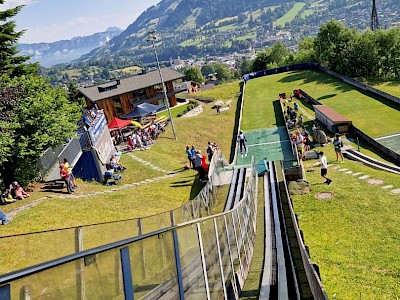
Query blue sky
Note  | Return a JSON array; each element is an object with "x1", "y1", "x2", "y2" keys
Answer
[{"x1": 2, "y1": 0, "x2": 160, "y2": 43}]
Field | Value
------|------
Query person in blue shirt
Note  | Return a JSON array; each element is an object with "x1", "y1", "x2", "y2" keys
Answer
[{"x1": 0, "y1": 208, "x2": 12, "y2": 225}]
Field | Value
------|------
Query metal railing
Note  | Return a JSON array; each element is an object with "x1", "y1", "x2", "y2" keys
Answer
[
  {"x1": 0, "y1": 156, "x2": 258, "y2": 300},
  {"x1": 0, "y1": 151, "x2": 227, "y2": 275}
]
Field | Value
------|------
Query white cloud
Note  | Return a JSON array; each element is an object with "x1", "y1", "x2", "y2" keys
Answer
[{"x1": 1, "y1": 0, "x2": 37, "y2": 10}]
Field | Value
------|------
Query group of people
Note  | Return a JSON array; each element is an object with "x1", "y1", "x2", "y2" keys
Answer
[
  {"x1": 103, "y1": 154, "x2": 125, "y2": 185},
  {"x1": 291, "y1": 129, "x2": 312, "y2": 160},
  {"x1": 1, "y1": 181, "x2": 30, "y2": 204},
  {"x1": 285, "y1": 104, "x2": 303, "y2": 129},
  {"x1": 186, "y1": 142, "x2": 218, "y2": 183},
  {"x1": 113, "y1": 121, "x2": 165, "y2": 151},
  {"x1": 83, "y1": 105, "x2": 100, "y2": 129},
  {"x1": 59, "y1": 158, "x2": 77, "y2": 194}
]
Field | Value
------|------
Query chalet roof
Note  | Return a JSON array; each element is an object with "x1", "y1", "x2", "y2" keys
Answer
[{"x1": 78, "y1": 68, "x2": 184, "y2": 102}]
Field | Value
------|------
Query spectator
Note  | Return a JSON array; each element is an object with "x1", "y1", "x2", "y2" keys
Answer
[
  {"x1": 60, "y1": 164, "x2": 74, "y2": 194},
  {"x1": 110, "y1": 155, "x2": 125, "y2": 171},
  {"x1": 194, "y1": 150, "x2": 207, "y2": 182},
  {"x1": 295, "y1": 130, "x2": 305, "y2": 160},
  {"x1": 186, "y1": 145, "x2": 194, "y2": 169},
  {"x1": 293, "y1": 101, "x2": 299, "y2": 112},
  {"x1": 13, "y1": 184, "x2": 30, "y2": 200},
  {"x1": 1, "y1": 189, "x2": 16, "y2": 204},
  {"x1": 0, "y1": 209, "x2": 12, "y2": 225},
  {"x1": 207, "y1": 142, "x2": 215, "y2": 162},
  {"x1": 333, "y1": 133, "x2": 344, "y2": 163},
  {"x1": 63, "y1": 158, "x2": 77, "y2": 189}
]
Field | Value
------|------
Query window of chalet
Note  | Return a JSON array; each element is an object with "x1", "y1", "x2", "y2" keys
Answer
[
  {"x1": 134, "y1": 88, "x2": 146, "y2": 99},
  {"x1": 153, "y1": 84, "x2": 163, "y2": 93},
  {"x1": 113, "y1": 96, "x2": 123, "y2": 115}
]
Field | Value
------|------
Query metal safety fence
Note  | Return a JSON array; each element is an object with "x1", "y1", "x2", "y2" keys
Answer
[
  {"x1": 0, "y1": 156, "x2": 258, "y2": 300},
  {"x1": 0, "y1": 151, "x2": 227, "y2": 275}
]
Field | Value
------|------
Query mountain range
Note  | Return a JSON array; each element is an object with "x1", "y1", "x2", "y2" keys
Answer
[
  {"x1": 20, "y1": 0, "x2": 400, "y2": 68},
  {"x1": 76, "y1": 0, "x2": 399, "y2": 66},
  {"x1": 18, "y1": 27, "x2": 122, "y2": 67}
]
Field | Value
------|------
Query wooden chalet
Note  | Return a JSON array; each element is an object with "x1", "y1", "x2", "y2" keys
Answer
[{"x1": 76, "y1": 68, "x2": 185, "y2": 123}]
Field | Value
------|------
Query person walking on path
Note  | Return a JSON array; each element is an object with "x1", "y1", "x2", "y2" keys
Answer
[
  {"x1": 315, "y1": 151, "x2": 332, "y2": 185},
  {"x1": 333, "y1": 133, "x2": 344, "y2": 163},
  {"x1": 237, "y1": 131, "x2": 248, "y2": 158}
]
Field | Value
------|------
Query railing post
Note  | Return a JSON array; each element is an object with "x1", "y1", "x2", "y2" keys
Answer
[
  {"x1": 75, "y1": 227, "x2": 85, "y2": 300},
  {"x1": 0, "y1": 284, "x2": 10, "y2": 300},
  {"x1": 224, "y1": 215, "x2": 239, "y2": 298},
  {"x1": 197, "y1": 223, "x2": 211, "y2": 300},
  {"x1": 120, "y1": 247, "x2": 134, "y2": 300},
  {"x1": 172, "y1": 229, "x2": 185, "y2": 300},
  {"x1": 214, "y1": 219, "x2": 227, "y2": 299},
  {"x1": 137, "y1": 219, "x2": 146, "y2": 279}
]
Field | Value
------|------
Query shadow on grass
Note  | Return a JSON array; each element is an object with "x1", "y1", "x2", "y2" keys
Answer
[
  {"x1": 229, "y1": 81, "x2": 244, "y2": 164},
  {"x1": 298, "y1": 97, "x2": 316, "y2": 111},
  {"x1": 172, "y1": 167, "x2": 188, "y2": 173},
  {"x1": 317, "y1": 93, "x2": 337, "y2": 100},
  {"x1": 189, "y1": 177, "x2": 205, "y2": 200},
  {"x1": 272, "y1": 100, "x2": 285, "y2": 127},
  {"x1": 278, "y1": 70, "x2": 354, "y2": 93}
]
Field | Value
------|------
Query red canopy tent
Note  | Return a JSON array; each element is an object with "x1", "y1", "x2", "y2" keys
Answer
[{"x1": 107, "y1": 117, "x2": 132, "y2": 129}]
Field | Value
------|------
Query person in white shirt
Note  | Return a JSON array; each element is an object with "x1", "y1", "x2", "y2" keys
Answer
[
  {"x1": 237, "y1": 131, "x2": 248, "y2": 158},
  {"x1": 317, "y1": 151, "x2": 332, "y2": 185}
]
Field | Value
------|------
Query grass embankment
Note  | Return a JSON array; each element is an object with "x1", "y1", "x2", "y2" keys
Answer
[
  {"x1": 243, "y1": 71, "x2": 400, "y2": 299},
  {"x1": 246, "y1": 70, "x2": 400, "y2": 138},
  {"x1": 0, "y1": 81, "x2": 242, "y2": 273}
]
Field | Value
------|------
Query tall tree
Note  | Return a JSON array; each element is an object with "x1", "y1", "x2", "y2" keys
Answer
[
  {"x1": 1, "y1": 75, "x2": 81, "y2": 186},
  {"x1": 0, "y1": 0, "x2": 37, "y2": 77},
  {"x1": 184, "y1": 66, "x2": 205, "y2": 83}
]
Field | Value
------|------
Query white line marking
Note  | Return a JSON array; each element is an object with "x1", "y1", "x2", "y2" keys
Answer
[
  {"x1": 247, "y1": 140, "x2": 290, "y2": 147},
  {"x1": 375, "y1": 133, "x2": 400, "y2": 141}
]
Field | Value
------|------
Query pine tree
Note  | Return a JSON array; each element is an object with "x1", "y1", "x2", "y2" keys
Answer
[{"x1": 0, "y1": 0, "x2": 37, "y2": 77}]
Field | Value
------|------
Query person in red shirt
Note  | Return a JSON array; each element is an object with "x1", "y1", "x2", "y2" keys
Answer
[{"x1": 60, "y1": 164, "x2": 73, "y2": 194}]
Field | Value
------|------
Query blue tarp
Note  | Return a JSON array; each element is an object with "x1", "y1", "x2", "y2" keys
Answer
[{"x1": 121, "y1": 103, "x2": 164, "y2": 119}]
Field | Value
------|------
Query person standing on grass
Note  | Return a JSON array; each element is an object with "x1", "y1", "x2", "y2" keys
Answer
[
  {"x1": 333, "y1": 133, "x2": 344, "y2": 163},
  {"x1": 295, "y1": 130, "x2": 305, "y2": 160},
  {"x1": 60, "y1": 164, "x2": 74, "y2": 194},
  {"x1": 237, "y1": 131, "x2": 248, "y2": 158},
  {"x1": 316, "y1": 151, "x2": 332, "y2": 185},
  {"x1": 186, "y1": 145, "x2": 193, "y2": 169},
  {"x1": 194, "y1": 150, "x2": 207, "y2": 182}
]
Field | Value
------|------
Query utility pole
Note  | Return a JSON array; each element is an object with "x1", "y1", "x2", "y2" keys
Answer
[
  {"x1": 371, "y1": 0, "x2": 379, "y2": 31},
  {"x1": 147, "y1": 30, "x2": 177, "y2": 140}
]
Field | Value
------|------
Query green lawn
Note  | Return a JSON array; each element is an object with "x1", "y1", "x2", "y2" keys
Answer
[
  {"x1": 244, "y1": 70, "x2": 400, "y2": 138},
  {"x1": 0, "y1": 81, "x2": 242, "y2": 272},
  {"x1": 242, "y1": 71, "x2": 400, "y2": 299},
  {"x1": 157, "y1": 103, "x2": 190, "y2": 118},
  {"x1": 275, "y1": 2, "x2": 306, "y2": 27},
  {"x1": 292, "y1": 149, "x2": 400, "y2": 299}
]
